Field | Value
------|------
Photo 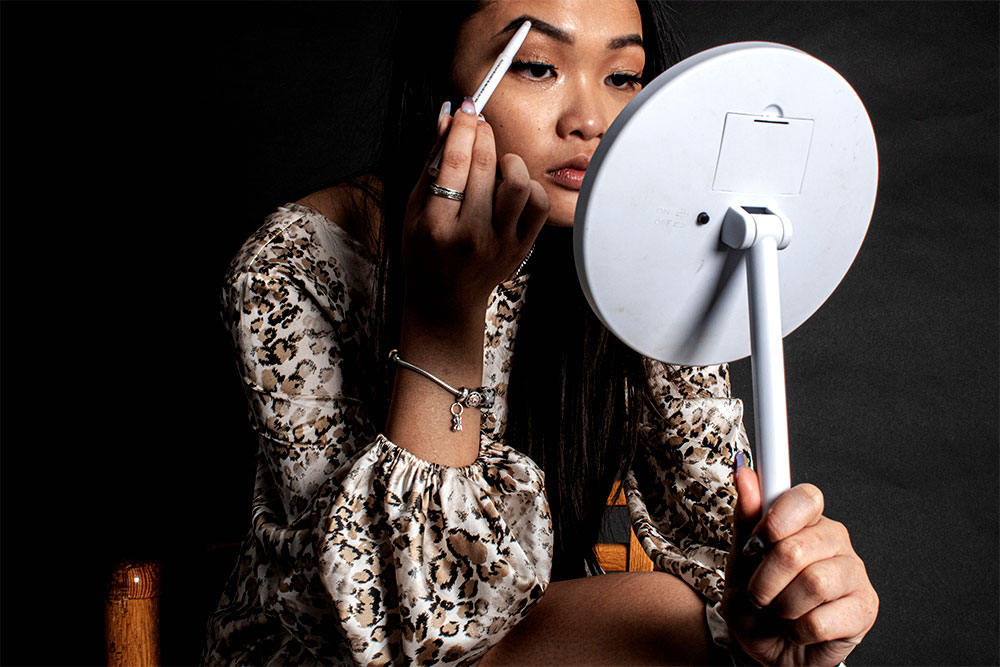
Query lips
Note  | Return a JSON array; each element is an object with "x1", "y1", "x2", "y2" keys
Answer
[{"x1": 546, "y1": 154, "x2": 591, "y2": 190}]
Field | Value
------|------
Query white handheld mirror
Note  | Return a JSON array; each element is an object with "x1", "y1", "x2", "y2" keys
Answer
[{"x1": 574, "y1": 42, "x2": 878, "y2": 512}]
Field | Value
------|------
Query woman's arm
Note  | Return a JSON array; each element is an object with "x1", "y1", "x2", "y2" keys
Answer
[
  {"x1": 211, "y1": 224, "x2": 554, "y2": 664},
  {"x1": 480, "y1": 571, "x2": 713, "y2": 666},
  {"x1": 385, "y1": 98, "x2": 547, "y2": 467}
]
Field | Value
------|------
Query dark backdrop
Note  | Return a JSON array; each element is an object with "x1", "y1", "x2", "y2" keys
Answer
[{"x1": 2, "y1": 2, "x2": 996, "y2": 665}]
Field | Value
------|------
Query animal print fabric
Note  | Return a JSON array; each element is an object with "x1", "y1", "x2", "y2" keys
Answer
[{"x1": 204, "y1": 203, "x2": 752, "y2": 665}]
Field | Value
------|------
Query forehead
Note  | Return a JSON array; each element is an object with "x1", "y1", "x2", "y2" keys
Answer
[{"x1": 459, "y1": 0, "x2": 643, "y2": 50}]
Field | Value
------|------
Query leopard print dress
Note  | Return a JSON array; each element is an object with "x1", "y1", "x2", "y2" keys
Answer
[{"x1": 203, "y1": 203, "x2": 753, "y2": 665}]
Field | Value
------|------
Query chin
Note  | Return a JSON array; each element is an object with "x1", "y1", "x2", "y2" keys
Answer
[
  {"x1": 544, "y1": 215, "x2": 575, "y2": 228},
  {"x1": 543, "y1": 193, "x2": 577, "y2": 227}
]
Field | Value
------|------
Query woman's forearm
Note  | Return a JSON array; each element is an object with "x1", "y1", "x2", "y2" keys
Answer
[
  {"x1": 383, "y1": 305, "x2": 487, "y2": 467},
  {"x1": 479, "y1": 571, "x2": 713, "y2": 666}
]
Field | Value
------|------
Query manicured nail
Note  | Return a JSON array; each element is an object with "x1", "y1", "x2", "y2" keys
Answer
[
  {"x1": 460, "y1": 96, "x2": 477, "y2": 114},
  {"x1": 477, "y1": 112, "x2": 485, "y2": 121},
  {"x1": 743, "y1": 535, "x2": 765, "y2": 557},
  {"x1": 736, "y1": 452, "x2": 747, "y2": 469},
  {"x1": 437, "y1": 101, "x2": 452, "y2": 123}
]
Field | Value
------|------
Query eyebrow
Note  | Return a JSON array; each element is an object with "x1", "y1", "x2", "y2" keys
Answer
[{"x1": 496, "y1": 14, "x2": 643, "y2": 50}]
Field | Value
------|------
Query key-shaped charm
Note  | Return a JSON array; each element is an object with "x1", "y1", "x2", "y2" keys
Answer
[{"x1": 451, "y1": 402, "x2": 464, "y2": 431}]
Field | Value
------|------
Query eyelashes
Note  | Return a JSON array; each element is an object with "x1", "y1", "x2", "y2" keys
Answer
[
  {"x1": 510, "y1": 59, "x2": 557, "y2": 79},
  {"x1": 510, "y1": 59, "x2": 642, "y2": 90},
  {"x1": 607, "y1": 72, "x2": 642, "y2": 89}
]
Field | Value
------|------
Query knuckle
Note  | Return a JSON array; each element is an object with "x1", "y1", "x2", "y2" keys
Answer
[
  {"x1": 500, "y1": 152, "x2": 525, "y2": 172},
  {"x1": 801, "y1": 567, "x2": 831, "y2": 600},
  {"x1": 504, "y1": 170, "x2": 530, "y2": 194},
  {"x1": 773, "y1": 537, "x2": 807, "y2": 571},
  {"x1": 424, "y1": 220, "x2": 450, "y2": 246},
  {"x1": 441, "y1": 149, "x2": 469, "y2": 171},
  {"x1": 763, "y1": 509, "x2": 787, "y2": 542},
  {"x1": 868, "y1": 589, "x2": 881, "y2": 620},
  {"x1": 829, "y1": 519, "x2": 851, "y2": 546},
  {"x1": 746, "y1": 588, "x2": 767, "y2": 610},
  {"x1": 798, "y1": 612, "x2": 829, "y2": 643},
  {"x1": 472, "y1": 150, "x2": 495, "y2": 171}
]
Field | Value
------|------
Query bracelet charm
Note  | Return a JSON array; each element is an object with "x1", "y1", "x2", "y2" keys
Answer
[{"x1": 451, "y1": 402, "x2": 464, "y2": 431}]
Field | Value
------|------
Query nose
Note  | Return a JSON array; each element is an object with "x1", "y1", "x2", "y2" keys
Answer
[{"x1": 555, "y1": 76, "x2": 615, "y2": 142}]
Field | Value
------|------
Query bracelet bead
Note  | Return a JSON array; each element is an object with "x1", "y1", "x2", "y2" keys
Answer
[{"x1": 388, "y1": 350, "x2": 495, "y2": 428}]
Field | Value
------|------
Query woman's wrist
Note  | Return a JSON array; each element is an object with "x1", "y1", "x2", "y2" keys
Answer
[
  {"x1": 399, "y1": 304, "x2": 486, "y2": 377},
  {"x1": 383, "y1": 303, "x2": 487, "y2": 467}
]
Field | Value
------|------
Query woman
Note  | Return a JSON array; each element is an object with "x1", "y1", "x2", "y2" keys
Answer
[{"x1": 205, "y1": 1, "x2": 878, "y2": 664}]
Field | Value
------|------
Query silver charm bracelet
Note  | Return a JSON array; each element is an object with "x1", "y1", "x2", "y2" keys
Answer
[{"x1": 388, "y1": 349, "x2": 495, "y2": 432}]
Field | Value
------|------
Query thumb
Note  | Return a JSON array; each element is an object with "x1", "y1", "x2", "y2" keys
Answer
[
  {"x1": 724, "y1": 458, "x2": 785, "y2": 649},
  {"x1": 726, "y1": 458, "x2": 764, "y2": 589}
]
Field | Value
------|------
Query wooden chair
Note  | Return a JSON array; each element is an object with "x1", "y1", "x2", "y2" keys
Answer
[{"x1": 594, "y1": 481, "x2": 655, "y2": 573}]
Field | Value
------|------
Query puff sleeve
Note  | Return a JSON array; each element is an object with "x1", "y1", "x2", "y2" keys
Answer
[
  {"x1": 204, "y1": 208, "x2": 552, "y2": 666},
  {"x1": 624, "y1": 358, "x2": 753, "y2": 602}
]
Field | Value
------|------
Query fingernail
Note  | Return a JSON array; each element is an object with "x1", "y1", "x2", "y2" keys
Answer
[
  {"x1": 736, "y1": 452, "x2": 746, "y2": 469},
  {"x1": 742, "y1": 535, "x2": 765, "y2": 557},
  {"x1": 460, "y1": 96, "x2": 477, "y2": 115},
  {"x1": 477, "y1": 112, "x2": 485, "y2": 121},
  {"x1": 437, "y1": 101, "x2": 452, "y2": 123}
]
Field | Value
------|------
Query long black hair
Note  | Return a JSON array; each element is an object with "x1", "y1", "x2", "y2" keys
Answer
[{"x1": 360, "y1": 0, "x2": 684, "y2": 581}]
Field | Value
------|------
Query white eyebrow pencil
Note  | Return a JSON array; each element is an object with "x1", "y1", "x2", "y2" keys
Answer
[{"x1": 428, "y1": 20, "x2": 532, "y2": 177}]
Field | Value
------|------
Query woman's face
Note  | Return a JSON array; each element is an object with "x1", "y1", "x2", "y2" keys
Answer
[{"x1": 451, "y1": 0, "x2": 645, "y2": 227}]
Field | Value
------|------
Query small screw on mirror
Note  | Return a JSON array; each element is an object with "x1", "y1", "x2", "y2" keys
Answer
[{"x1": 696, "y1": 212, "x2": 710, "y2": 225}]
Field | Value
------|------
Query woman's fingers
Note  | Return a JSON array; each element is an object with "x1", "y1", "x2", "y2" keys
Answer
[
  {"x1": 494, "y1": 154, "x2": 531, "y2": 239},
  {"x1": 785, "y1": 589, "x2": 879, "y2": 646},
  {"x1": 746, "y1": 483, "x2": 825, "y2": 558},
  {"x1": 767, "y1": 554, "x2": 863, "y2": 620},
  {"x1": 519, "y1": 180, "x2": 550, "y2": 244},
  {"x1": 406, "y1": 102, "x2": 547, "y2": 290},
  {"x1": 494, "y1": 153, "x2": 531, "y2": 231},
  {"x1": 459, "y1": 116, "x2": 499, "y2": 231},
  {"x1": 725, "y1": 471, "x2": 877, "y2": 664},
  {"x1": 747, "y1": 518, "x2": 849, "y2": 609},
  {"x1": 424, "y1": 97, "x2": 481, "y2": 221},
  {"x1": 495, "y1": 154, "x2": 549, "y2": 248}
]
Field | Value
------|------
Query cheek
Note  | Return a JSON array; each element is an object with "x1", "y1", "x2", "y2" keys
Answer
[
  {"x1": 490, "y1": 108, "x2": 547, "y2": 171},
  {"x1": 494, "y1": 123, "x2": 539, "y2": 159}
]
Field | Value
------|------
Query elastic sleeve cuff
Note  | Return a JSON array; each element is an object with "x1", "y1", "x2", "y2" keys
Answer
[{"x1": 309, "y1": 433, "x2": 553, "y2": 664}]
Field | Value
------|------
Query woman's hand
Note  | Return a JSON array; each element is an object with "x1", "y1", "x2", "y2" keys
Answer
[
  {"x1": 385, "y1": 99, "x2": 548, "y2": 466},
  {"x1": 402, "y1": 97, "x2": 549, "y2": 333},
  {"x1": 722, "y1": 467, "x2": 879, "y2": 666}
]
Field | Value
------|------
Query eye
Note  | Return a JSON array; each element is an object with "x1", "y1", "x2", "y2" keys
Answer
[
  {"x1": 511, "y1": 60, "x2": 558, "y2": 80},
  {"x1": 607, "y1": 72, "x2": 642, "y2": 90}
]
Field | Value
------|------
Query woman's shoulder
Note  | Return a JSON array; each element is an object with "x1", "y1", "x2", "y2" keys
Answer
[
  {"x1": 225, "y1": 177, "x2": 383, "y2": 285},
  {"x1": 295, "y1": 175, "x2": 383, "y2": 255}
]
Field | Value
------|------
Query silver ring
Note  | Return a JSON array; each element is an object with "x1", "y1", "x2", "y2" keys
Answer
[{"x1": 429, "y1": 183, "x2": 465, "y2": 202}]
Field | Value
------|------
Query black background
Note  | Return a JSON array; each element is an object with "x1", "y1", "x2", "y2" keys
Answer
[{"x1": 2, "y1": 2, "x2": 997, "y2": 665}]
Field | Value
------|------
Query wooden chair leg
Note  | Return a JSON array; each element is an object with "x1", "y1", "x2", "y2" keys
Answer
[{"x1": 106, "y1": 561, "x2": 162, "y2": 666}]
